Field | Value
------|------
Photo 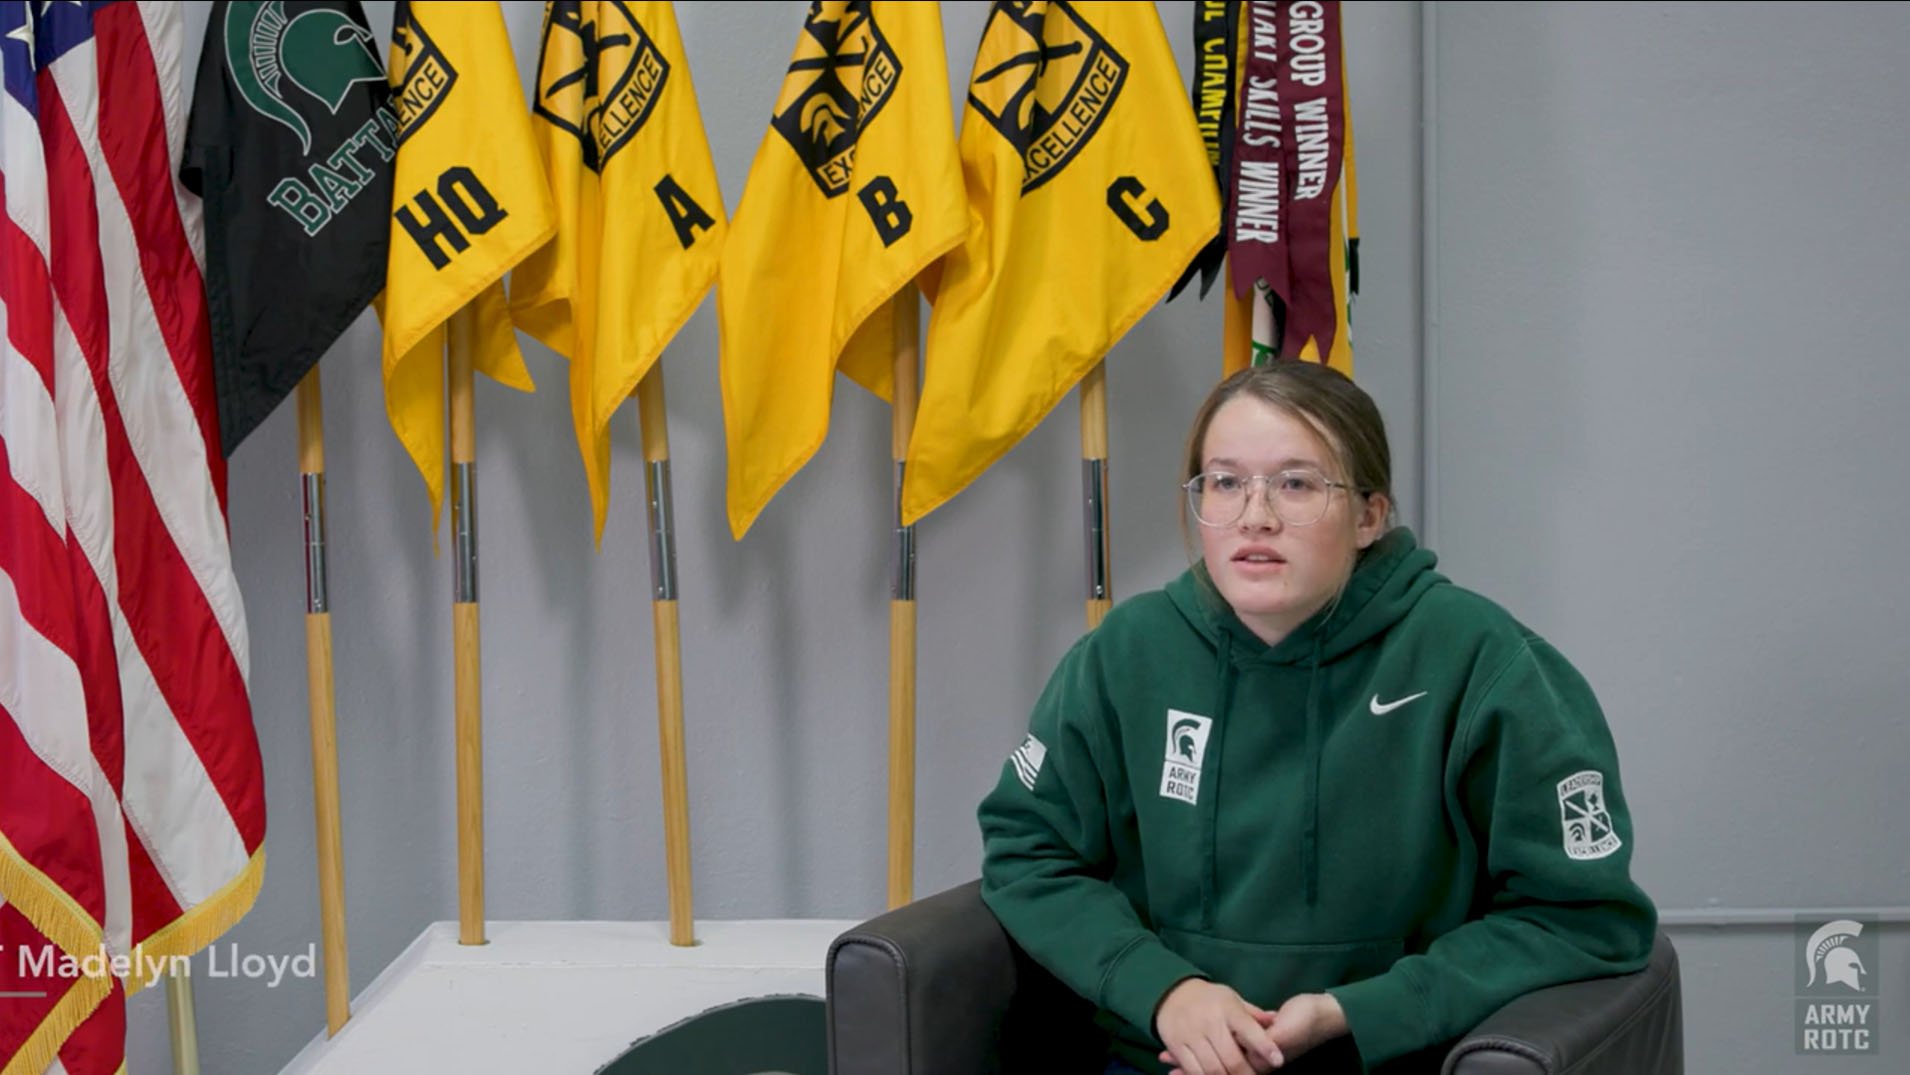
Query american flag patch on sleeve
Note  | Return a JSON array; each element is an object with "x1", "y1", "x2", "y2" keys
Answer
[{"x1": 1010, "y1": 734, "x2": 1047, "y2": 790}]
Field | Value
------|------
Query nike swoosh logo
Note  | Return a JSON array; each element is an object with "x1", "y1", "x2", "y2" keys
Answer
[{"x1": 1369, "y1": 691, "x2": 1428, "y2": 716}]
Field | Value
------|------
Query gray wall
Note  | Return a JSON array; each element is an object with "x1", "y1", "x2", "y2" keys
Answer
[
  {"x1": 1428, "y1": 4, "x2": 1910, "y2": 1071},
  {"x1": 127, "y1": 3, "x2": 1905, "y2": 1072}
]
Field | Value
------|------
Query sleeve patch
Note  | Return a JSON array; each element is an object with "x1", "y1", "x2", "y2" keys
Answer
[
  {"x1": 1010, "y1": 734, "x2": 1048, "y2": 790},
  {"x1": 1558, "y1": 769, "x2": 1622, "y2": 860}
]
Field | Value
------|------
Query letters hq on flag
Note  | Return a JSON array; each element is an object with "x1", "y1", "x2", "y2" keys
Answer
[
  {"x1": 381, "y1": 0, "x2": 554, "y2": 528},
  {"x1": 2, "y1": 2, "x2": 265, "y2": 1071},
  {"x1": 181, "y1": 0, "x2": 395, "y2": 456}
]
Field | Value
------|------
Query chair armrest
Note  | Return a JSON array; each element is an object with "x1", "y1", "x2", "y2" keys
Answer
[
  {"x1": 826, "y1": 880, "x2": 1108, "y2": 1075},
  {"x1": 827, "y1": 880, "x2": 1018, "y2": 1075},
  {"x1": 1443, "y1": 931, "x2": 1683, "y2": 1075}
]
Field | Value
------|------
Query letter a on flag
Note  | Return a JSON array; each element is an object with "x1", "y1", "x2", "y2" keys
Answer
[
  {"x1": 511, "y1": 1, "x2": 727, "y2": 543},
  {"x1": 380, "y1": 0, "x2": 555, "y2": 528},
  {"x1": 902, "y1": 1, "x2": 1219, "y2": 524},
  {"x1": 719, "y1": 1, "x2": 966, "y2": 539}
]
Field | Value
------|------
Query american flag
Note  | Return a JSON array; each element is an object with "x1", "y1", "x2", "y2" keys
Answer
[{"x1": 1, "y1": 2, "x2": 265, "y2": 1070}]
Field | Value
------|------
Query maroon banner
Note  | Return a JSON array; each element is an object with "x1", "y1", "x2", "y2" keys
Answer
[
  {"x1": 1281, "y1": 0, "x2": 1344, "y2": 360},
  {"x1": 1229, "y1": 1, "x2": 1289, "y2": 313}
]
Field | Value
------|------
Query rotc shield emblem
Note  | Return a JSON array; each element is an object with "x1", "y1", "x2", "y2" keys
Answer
[
  {"x1": 392, "y1": 3, "x2": 455, "y2": 144},
  {"x1": 534, "y1": 0, "x2": 669, "y2": 172},
  {"x1": 769, "y1": 1, "x2": 901, "y2": 198},
  {"x1": 1557, "y1": 769, "x2": 1622, "y2": 861},
  {"x1": 968, "y1": 0, "x2": 1129, "y2": 193}
]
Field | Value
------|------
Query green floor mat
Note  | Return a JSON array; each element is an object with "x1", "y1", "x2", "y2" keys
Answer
[{"x1": 595, "y1": 994, "x2": 826, "y2": 1074}]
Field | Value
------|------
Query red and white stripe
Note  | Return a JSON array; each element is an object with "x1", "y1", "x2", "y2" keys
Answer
[{"x1": 3, "y1": 4, "x2": 264, "y2": 1069}]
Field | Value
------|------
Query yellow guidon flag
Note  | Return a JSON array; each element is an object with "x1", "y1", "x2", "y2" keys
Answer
[
  {"x1": 718, "y1": 1, "x2": 966, "y2": 539},
  {"x1": 379, "y1": 0, "x2": 555, "y2": 527},
  {"x1": 511, "y1": 1, "x2": 728, "y2": 542},
  {"x1": 901, "y1": 1, "x2": 1220, "y2": 525}
]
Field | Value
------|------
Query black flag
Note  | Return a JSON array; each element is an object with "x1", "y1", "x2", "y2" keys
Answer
[
  {"x1": 1168, "y1": 0, "x2": 1238, "y2": 302},
  {"x1": 181, "y1": 0, "x2": 396, "y2": 455}
]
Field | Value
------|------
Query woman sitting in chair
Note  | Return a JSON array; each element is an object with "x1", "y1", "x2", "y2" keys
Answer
[{"x1": 978, "y1": 362, "x2": 1658, "y2": 1075}]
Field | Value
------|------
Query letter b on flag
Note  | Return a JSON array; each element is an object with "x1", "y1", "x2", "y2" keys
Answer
[{"x1": 858, "y1": 176, "x2": 912, "y2": 247}]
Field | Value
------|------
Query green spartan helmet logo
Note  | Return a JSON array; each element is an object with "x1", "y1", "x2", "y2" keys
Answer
[{"x1": 224, "y1": 1, "x2": 385, "y2": 154}]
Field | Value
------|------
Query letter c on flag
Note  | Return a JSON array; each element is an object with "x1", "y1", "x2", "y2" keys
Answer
[{"x1": 1107, "y1": 176, "x2": 1168, "y2": 241}]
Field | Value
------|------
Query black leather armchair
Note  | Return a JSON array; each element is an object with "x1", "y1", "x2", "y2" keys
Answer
[{"x1": 826, "y1": 881, "x2": 1682, "y2": 1075}]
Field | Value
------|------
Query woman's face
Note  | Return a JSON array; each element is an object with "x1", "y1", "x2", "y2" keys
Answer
[{"x1": 1195, "y1": 395, "x2": 1387, "y2": 647}]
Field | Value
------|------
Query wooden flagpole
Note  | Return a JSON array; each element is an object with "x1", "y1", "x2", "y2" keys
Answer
[
  {"x1": 1223, "y1": 268, "x2": 1254, "y2": 375},
  {"x1": 1081, "y1": 361, "x2": 1112, "y2": 630},
  {"x1": 171, "y1": 371, "x2": 359, "y2": 1072},
  {"x1": 447, "y1": 307, "x2": 487, "y2": 946},
  {"x1": 887, "y1": 293, "x2": 921, "y2": 909},
  {"x1": 165, "y1": 964, "x2": 199, "y2": 1075},
  {"x1": 634, "y1": 365, "x2": 696, "y2": 946},
  {"x1": 296, "y1": 370, "x2": 352, "y2": 1030}
]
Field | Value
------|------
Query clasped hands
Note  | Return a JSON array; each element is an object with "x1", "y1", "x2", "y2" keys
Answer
[{"x1": 1153, "y1": 978, "x2": 1348, "y2": 1075}]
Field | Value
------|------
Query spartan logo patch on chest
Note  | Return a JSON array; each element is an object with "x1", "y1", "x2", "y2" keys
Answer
[
  {"x1": 1557, "y1": 770, "x2": 1622, "y2": 860},
  {"x1": 769, "y1": 1, "x2": 900, "y2": 198},
  {"x1": 391, "y1": 4, "x2": 454, "y2": 145},
  {"x1": 969, "y1": 1, "x2": 1128, "y2": 193},
  {"x1": 223, "y1": 0, "x2": 384, "y2": 155},
  {"x1": 1160, "y1": 709, "x2": 1212, "y2": 806},
  {"x1": 535, "y1": 0, "x2": 668, "y2": 173}
]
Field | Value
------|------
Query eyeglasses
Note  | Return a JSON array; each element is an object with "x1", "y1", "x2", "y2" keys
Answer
[{"x1": 1182, "y1": 469, "x2": 1356, "y2": 528}]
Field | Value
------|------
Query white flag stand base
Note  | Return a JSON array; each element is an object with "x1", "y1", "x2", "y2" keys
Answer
[{"x1": 280, "y1": 918, "x2": 852, "y2": 1073}]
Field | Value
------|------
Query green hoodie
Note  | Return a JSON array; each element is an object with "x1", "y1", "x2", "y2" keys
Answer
[{"x1": 978, "y1": 529, "x2": 1658, "y2": 1072}]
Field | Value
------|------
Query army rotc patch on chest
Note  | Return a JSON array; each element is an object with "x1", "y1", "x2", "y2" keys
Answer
[
  {"x1": 968, "y1": 0, "x2": 1129, "y2": 193},
  {"x1": 1160, "y1": 709, "x2": 1213, "y2": 806}
]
